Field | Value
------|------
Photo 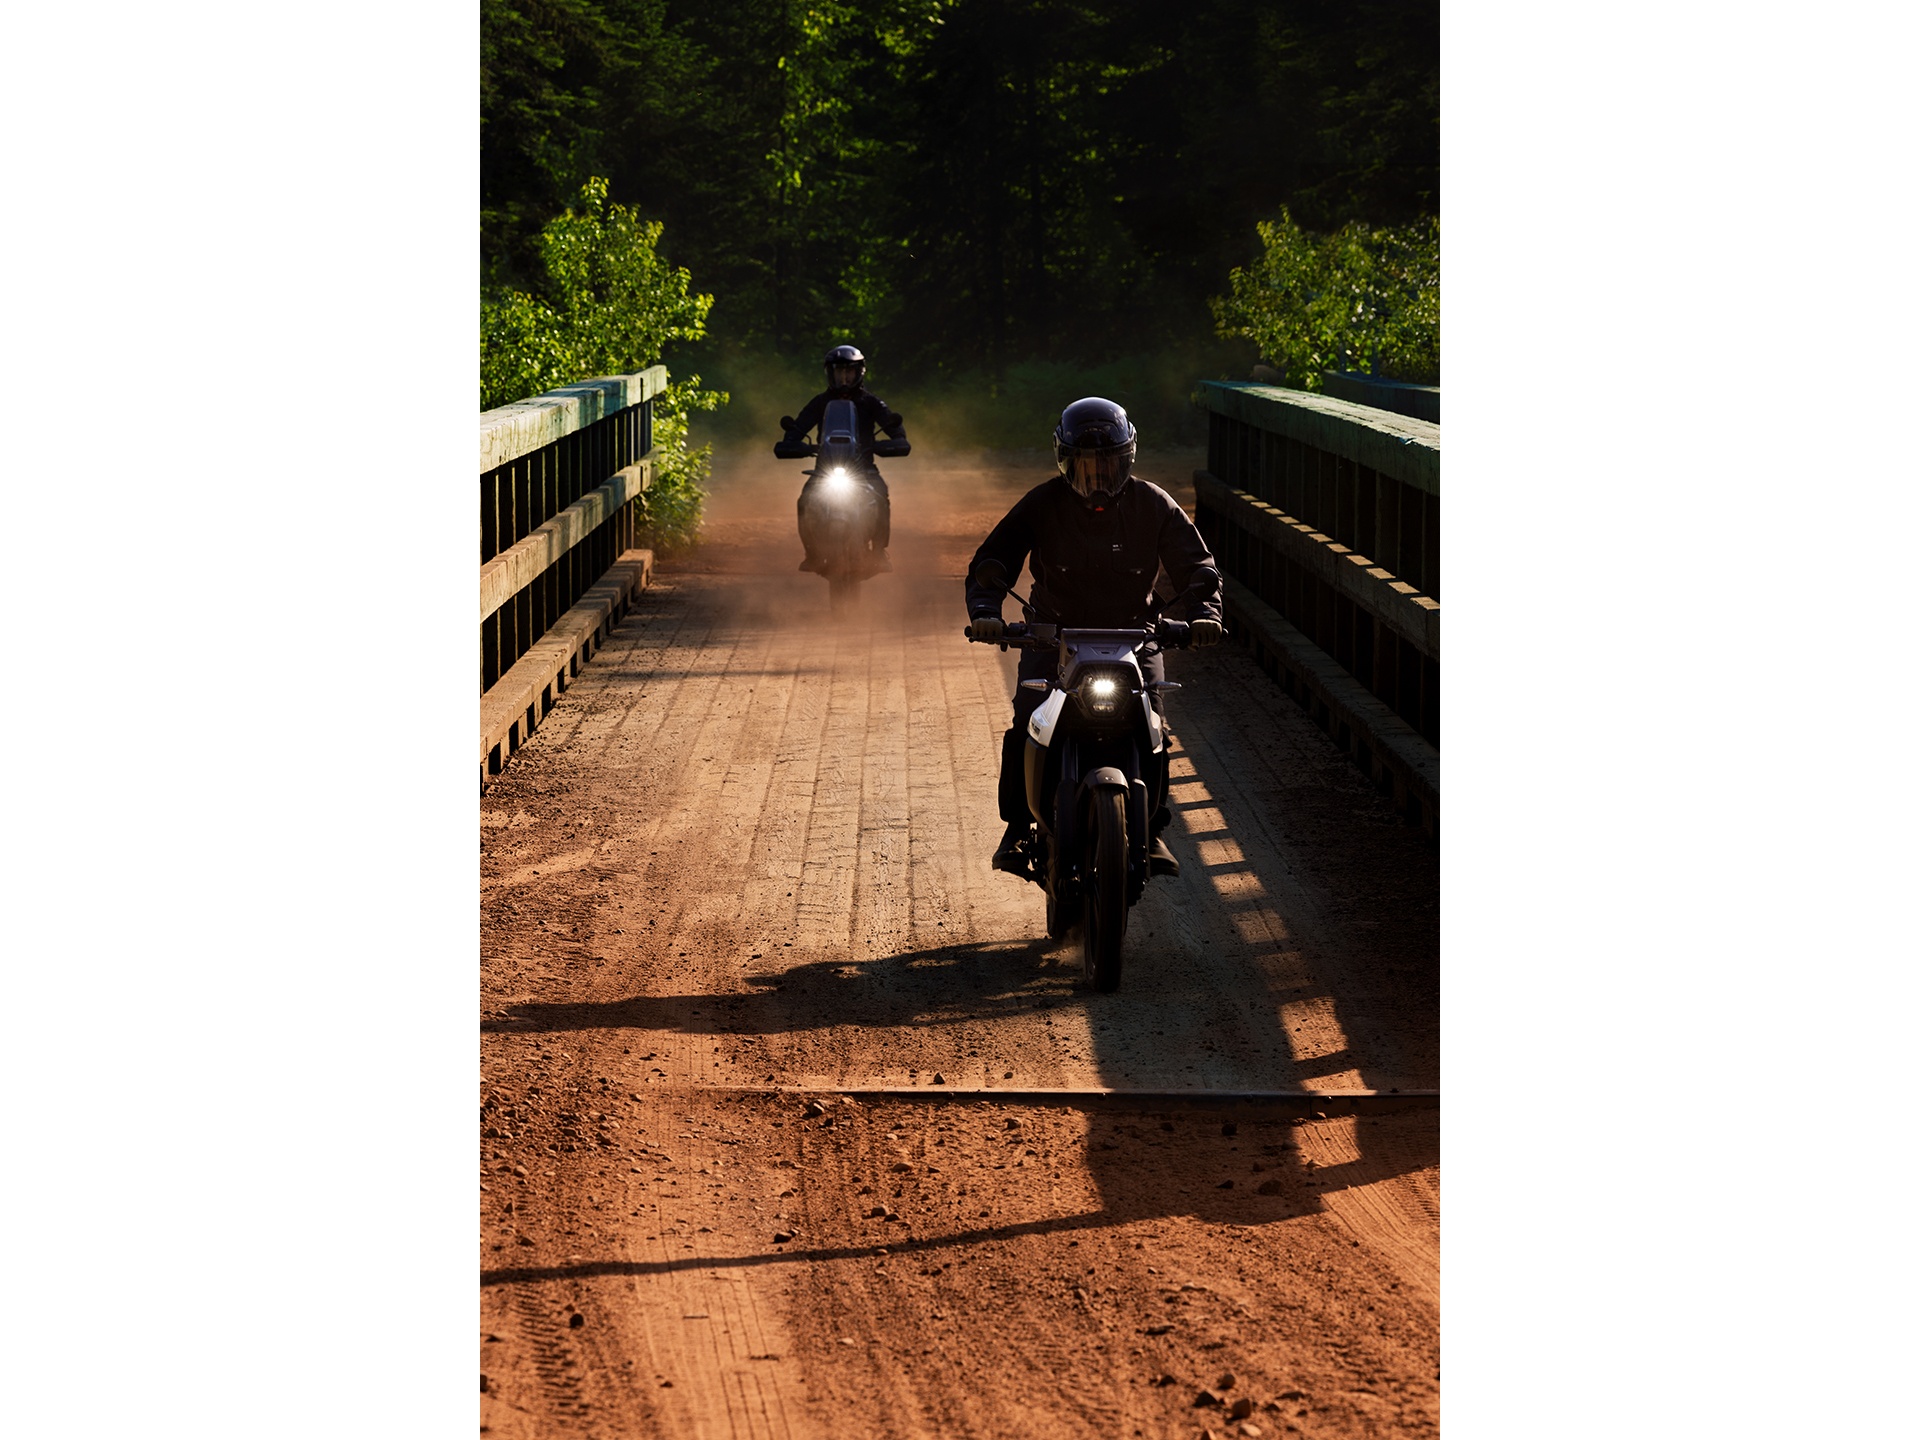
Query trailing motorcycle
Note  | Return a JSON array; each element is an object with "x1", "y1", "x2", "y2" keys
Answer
[
  {"x1": 774, "y1": 397, "x2": 907, "y2": 612},
  {"x1": 965, "y1": 567, "x2": 1198, "y2": 992}
]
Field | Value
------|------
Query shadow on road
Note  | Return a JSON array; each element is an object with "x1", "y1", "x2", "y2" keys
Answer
[{"x1": 482, "y1": 938, "x2": 1081, "y2": 1039}]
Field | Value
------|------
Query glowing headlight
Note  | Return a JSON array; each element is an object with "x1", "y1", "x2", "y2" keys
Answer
[
  {"x1": 1075, "y1": 669, "x2": 1129, "y2": 717},
  {"x1": 822, "y1": 467, "x2": 854, "y2": 494}
]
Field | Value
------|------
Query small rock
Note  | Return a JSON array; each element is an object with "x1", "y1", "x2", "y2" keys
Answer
[
  {"x1": 569, "y1": 1313, "x2": 585, "y2": 1330},
  {"x1": 867, "y1": 1205, "x2": 892, "y2": 1219},
  {"x1": 1239, "y1": 1424, "x2": 1263, "y2": 1438},
  {"x1": 773, "y1": 1230, "x2": 796, "y2": 1244},
  {"x1": 1256, "y1": 1179, "x2": 1284, "y2": 1196},
  {"x1": 512, "y1": 1165, "x2": 529, "y2": 1177},
  {"x1": 1003, "y1": 1070, "x2": 1014, "y2": 1079},
  {"x1": 837, "y1": 1337, "x2": 857, "y2": 1347},
  {"x1": 1145, "y1": 1323, "x2": 1175, "y2": 1336},
  {"x1": 660, "y1": 1379, "x2": 673, "y2": 1388},
  {"x1": 1194, "y1": 1388, "x2": 1224, "y2": 1408},
  {"x1": 932, "y1": 1072, "x2": 946, "y2": 1085},
  {"x1": 1220, "y1": 1122, "x2": 1238, "y2": 1136},
  {"x1": 1153, "y1": 1373, "x2": 1178, "y2": 1387},
  {"x1": 480, "y1": 1374, "x2": 490, "y2": 1393},
  {"x1": 1216, "y1": 1372, "x2": 1237, "y2": 1390},
  {"x1": 890, "y1": 1161, "x2": 915, "y2": 1173},
  {"x1": 1217, "y1": 1179, "x2": 1234, "y2": 1189},
  {"x1": 803, "y1": 1101, "x2": 827, "y2": 1118},
  {"x1": 1277, "y1": 1388, "x2": 1307, "y2": 1400},
  {"x1": 1228, "y1": 1396, "x2": 1254, "y2": 1419}
]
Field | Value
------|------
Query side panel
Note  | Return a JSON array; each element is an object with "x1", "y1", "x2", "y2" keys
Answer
[{"x1": 1026, "y1": 688, "x2": 1068, "y2": 746}]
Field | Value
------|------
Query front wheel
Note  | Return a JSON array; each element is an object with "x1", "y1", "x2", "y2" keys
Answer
[{"x1": 1080, "y1": 788, "x2": 1128, "y2": 991}]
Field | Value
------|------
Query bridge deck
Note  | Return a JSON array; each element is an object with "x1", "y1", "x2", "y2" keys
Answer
[{"x1": 479, "y1": 455, "x2": 1438, "y2": 1438}]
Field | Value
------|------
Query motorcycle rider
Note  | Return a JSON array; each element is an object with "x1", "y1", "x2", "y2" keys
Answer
[
  {"x1": 966, "y1": 397, "x2": 1223, "y2": 877},
  {"x1": 784, "y1": 344, "x2": 909, "y2": 573}
]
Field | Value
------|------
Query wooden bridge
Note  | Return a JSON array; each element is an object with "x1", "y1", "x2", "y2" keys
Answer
[{"x1": 477, "y1": 373, "x2": 1440, "y2": 1438}]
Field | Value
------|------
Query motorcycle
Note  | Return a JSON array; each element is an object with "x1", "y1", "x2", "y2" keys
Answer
[
  {"x1": 965, "y1": 564, "x2": 1199, "y2": 992},
  {"x1": 774, "y1": 398, "x2": 908, "y2": 612}
]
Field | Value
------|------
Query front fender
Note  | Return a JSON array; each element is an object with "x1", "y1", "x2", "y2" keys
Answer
[{"x1": 1079, "y1": 765, "x2": 1130, "y2": 794}]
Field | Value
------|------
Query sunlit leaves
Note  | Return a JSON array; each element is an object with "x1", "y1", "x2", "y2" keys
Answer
[
  {"x1": 1209, "y1": 209, "x2": 1438, "y2": 389},
  {"x1": 481, "y1": 177, "x2": 729, "y2": 550}
]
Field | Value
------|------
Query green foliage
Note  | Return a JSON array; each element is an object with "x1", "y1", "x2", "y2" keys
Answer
[
  {"x1": 481, "y1": 0, "x2": 1440, "y2": 382},
  {"x1": 1209, "y1": 210, "x2": 1438, "y2": 390},
  {"x1": 481, "y1": 177, "x2": 728, "y2": 551},
  {"x1": 640, "y1": 379, "x2": 723, "y2": 552}
]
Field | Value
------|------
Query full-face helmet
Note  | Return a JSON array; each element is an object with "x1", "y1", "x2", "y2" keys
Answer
[
  {"x1": 824, "y1": 344, "x2": 866, "y2": 392},
  {"x1": 1053, "y1": 396, "x2": 1137, "y2": 508}
]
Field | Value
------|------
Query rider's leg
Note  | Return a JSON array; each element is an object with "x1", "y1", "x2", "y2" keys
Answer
[
  {"x1": 993, "y1": 650, "x2": 1051, "y2": 867},
  {"x1": 796, "y1": 483, "x2": 822, "y2": 571}
]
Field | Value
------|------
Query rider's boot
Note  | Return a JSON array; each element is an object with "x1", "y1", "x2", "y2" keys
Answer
[
  {"x1": 1147, "y1": 832, "x2": 1180, "y2": 877},
  {"x1": 798, "y1": 551, "x2": 823, "y2": 573},
  {"x1": 992, "y1": 821, "x2": 1030, "y2": 873},
  {"x1": 870, "y1": 545, "x2": 893, "y2": 573}
]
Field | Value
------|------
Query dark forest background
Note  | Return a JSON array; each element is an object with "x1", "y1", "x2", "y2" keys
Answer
[{"x1": 482, "y1": 0, "x2": 1438, "y2": 446}]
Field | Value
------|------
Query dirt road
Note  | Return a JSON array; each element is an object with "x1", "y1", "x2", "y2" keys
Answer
[{"x1": 480, "y1": 452, "x2": 1439, "y2": 1438}]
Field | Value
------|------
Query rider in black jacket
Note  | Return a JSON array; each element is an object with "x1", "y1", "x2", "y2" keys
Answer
[
  {"x1": 966, "y1": 396, "x2": 1223, "y2": 875},
  {"x1": 785, "y1": 344, "x2": 908, "y2": 572}
]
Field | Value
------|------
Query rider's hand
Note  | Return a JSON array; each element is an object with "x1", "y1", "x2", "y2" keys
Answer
[
  {"x1": 969, "y1": 614, "x2": 1005, "y2": 642},
  {"x1": 1188, "y1": 618, "x2": 1223, "y2": 648}
]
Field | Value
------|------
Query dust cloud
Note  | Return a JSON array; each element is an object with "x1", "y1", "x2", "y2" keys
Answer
[{"x1": 680, "y1": 442, "x2": 1206, "y2": 634}]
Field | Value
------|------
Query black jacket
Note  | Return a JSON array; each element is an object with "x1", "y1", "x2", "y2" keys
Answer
[
  {"x1": 787, "y1": 386, "x2": 907, "y2": 452},
  {"x1": 966, "y1": 476, "x2": 1222, "y2": 628}
]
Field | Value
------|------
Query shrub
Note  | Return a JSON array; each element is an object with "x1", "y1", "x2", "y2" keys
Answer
[
  {"x1": 1210, "y1": 210, "x2": 1438, "y2": 390},
  {"x1": 481, "y1": 177, "x2": 727, "y2": 550}
]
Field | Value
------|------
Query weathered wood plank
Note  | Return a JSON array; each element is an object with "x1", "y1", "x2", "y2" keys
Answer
[
  {"x1": 478, "y1": 460, "x2": 653, "y2": 623},
  {"x1": 1221, "y1": 576, "x2": 1439, "y2": 834},
  {"x1": 1195, "y1": 470, "x2": 1440, "y2": 660},
  {"x1": 1196, "y1": 380, "x2": 1439, "y2": 494},
  {"x1": 480, "y1": 550, "x2": 653, "y2": 783},
  {"x1": 479, "y1": 366, "x2": 668, "y2": 474}
]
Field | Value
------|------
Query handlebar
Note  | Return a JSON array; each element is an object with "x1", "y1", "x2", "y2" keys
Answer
[
  {"x1": 963, "y1": 619, "x2": 1196, "y2": 650},
  {"x1": 775, "y1": 437, "x2": 909, "y2": 460}
]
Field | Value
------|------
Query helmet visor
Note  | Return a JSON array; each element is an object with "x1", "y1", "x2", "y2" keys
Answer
[
  {"x1": 1066, "y1": 448, "x2": 1130, "y2": 499},
  {"x1": 829, "y1": 363, "x2": 862, "y2": 388}
]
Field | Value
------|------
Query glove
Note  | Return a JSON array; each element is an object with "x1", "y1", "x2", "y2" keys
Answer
[
  {"x1": 1188, "y1": 618, "x2": 1223, "y2": 648},
  {"x1": 969, "y1": 614, "x2": 1005, "y2": 642}
]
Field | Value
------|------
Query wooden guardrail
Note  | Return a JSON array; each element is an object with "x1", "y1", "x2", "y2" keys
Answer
[
  {"x1": 480, "y1": 366, "x2": 666, "y2": 783},
  {"x1": 1192, "y1": 381, "x2": 1439, "y2": 836}
]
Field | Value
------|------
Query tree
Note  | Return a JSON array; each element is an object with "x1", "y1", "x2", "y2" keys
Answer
[{"x1": 482, "y1": 177, "x2": 727, "y2": 549}]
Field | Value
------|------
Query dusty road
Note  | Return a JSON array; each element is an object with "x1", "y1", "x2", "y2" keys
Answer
[{"x1": 480, "y1": 451, "x2": 1439, "y2": 1439}]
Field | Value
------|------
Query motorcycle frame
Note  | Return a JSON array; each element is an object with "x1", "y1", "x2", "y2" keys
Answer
[{"x1": 1019, "y1": 627, "x2": 1166, "y2": 907}]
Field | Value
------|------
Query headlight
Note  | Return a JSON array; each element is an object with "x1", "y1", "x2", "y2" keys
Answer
[
  {"x1": 1074, "y1": 668, "x2": 1131, "y2": 718},
  {"x1": 822, "y1": 467, "x2": 854, "y2": 495}
]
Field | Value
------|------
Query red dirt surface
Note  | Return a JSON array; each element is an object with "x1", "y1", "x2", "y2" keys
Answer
[{"x1": 480, "y1": 449, "x2": 1438, "y2": 1438}]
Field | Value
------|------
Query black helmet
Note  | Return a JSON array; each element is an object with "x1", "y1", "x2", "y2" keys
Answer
[
  {"x1": 1053, "y1": 396, "x2": 1137, "y2": 508},
  {"x1": 824, "y1": 344, "x2": 866, "y2": 391}
]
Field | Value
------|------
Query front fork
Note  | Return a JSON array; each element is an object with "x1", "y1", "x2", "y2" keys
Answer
[{"x1": 1026, "y1": 734, "x2": 1155, "y2": 902}]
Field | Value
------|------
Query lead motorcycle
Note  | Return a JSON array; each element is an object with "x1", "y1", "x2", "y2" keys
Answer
[
  {"x1": 965, "y1": 566, "x2": 1200, "y2": 992},
  {"x1": 774, "y1": 398, "x2": 908, "y2": 612}
]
